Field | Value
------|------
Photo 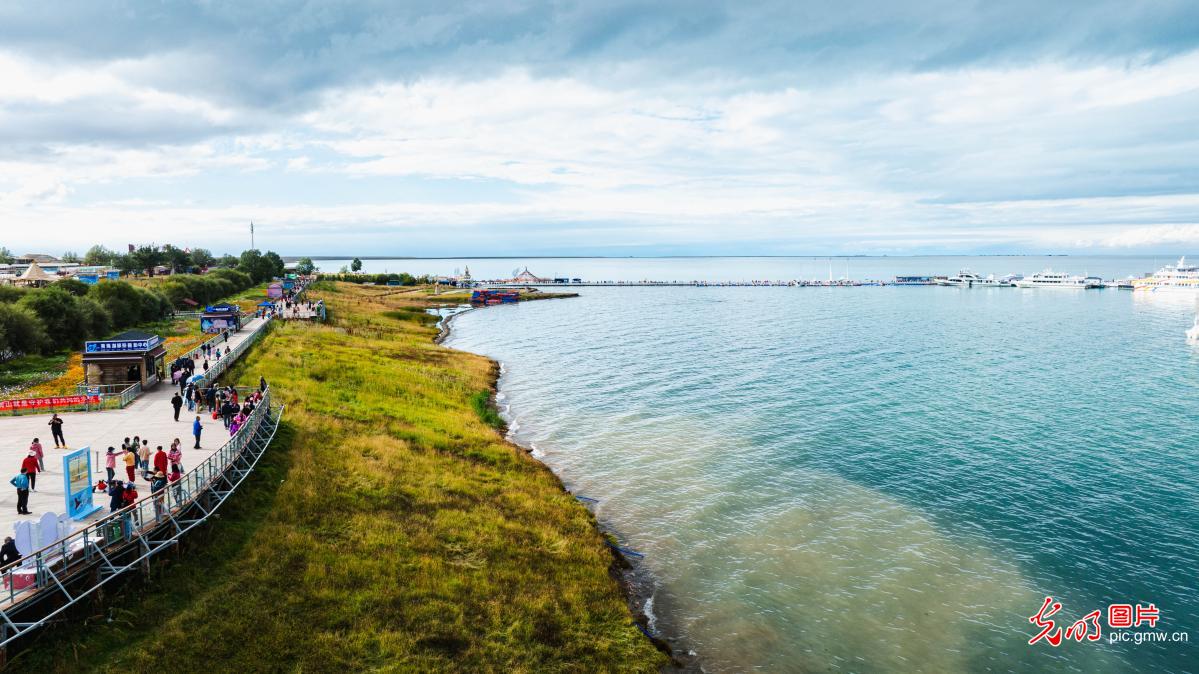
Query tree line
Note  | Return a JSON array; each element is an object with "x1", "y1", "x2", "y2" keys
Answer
[{"x1": 0, "y1": 245, "x2": 288, "y2": 361}]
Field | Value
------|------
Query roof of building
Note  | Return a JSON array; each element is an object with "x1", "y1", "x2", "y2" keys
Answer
[{"x1": 19, "y1": 261, "x2": 56, "y2": 281}]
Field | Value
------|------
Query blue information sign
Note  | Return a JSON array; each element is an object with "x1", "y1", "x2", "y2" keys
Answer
[
  {"x1": 84, "y1": 335, "x2": 161, "y2": 353},
  {"x1": 64, "y1": 447, "x2": 103, "y2": 520}
]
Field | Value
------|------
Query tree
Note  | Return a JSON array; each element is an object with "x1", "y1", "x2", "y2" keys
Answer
[
  {"x1": 264, "y1": 251, "x2": 285, "y2": 279},
  {"x1": 351, "y1": 257, "x2": 363, "y2": 272},
  {"x1": 295, "y1": 257, "x2": 316, "y2": 275},
  {"x1": 19, "y1": 288, "x2": 87, "y2": 350},
  {"x1": 61, "y1": 251, "x2": 81, "y2": 263},
  {"x1": 54, "y1": 278, "x2": 91, "y2": 297},
  {"x1": 83, "y1": 245, "x2": 117, "y2": 266},
  {"x1": 0, "y1": 247, "x2": 12, "y2": 264},
  {"x1": 113, "y1": 253, "x2": 138, "y2": 275},
  {"x1": 190, "y1": 248, "x2": 215, "y2": 269},
  {"x1": 129, "y1": 245, "x2": 165, "y2": 276},
  {"x1": 161, "y1": 244, "x2": 192, "y2": 273},
  {"x1": 0, "y1": 303, "x2": 48, "y2": 358},
  {"x1": 217, "y1": 254, "x2": 239, "y2": 268}
]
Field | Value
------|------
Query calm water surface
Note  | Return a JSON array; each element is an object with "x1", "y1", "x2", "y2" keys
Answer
[{"x1": 444, "y1": 260, "x2": 1198, "y2": 672}]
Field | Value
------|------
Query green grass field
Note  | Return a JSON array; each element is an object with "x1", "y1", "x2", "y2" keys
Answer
[{"x1": 14, "y1": 282, "x2": 666, "y2": 672}]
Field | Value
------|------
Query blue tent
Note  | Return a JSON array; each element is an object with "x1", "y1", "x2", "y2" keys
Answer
[{"x1": 257, "y1": 300, "x2": 275, "y2": 306}]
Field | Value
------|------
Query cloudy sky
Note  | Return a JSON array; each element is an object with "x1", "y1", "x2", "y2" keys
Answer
[{"x1": 1, "y1": 0, "x2": 1197, "y2": 257}]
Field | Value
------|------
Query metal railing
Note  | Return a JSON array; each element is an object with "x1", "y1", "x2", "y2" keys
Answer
[
  {"x1": 191, "y1": 315, "x2": 274, "y2": 387},
  {"x1": 0, "y1": 387, "x2": 284, "y2": 647}
]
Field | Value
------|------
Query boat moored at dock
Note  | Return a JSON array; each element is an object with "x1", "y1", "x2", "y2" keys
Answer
[
  {"x1": 1014, "y1": 270, "x2": 1099, "y2": 289},
  {"x1": 1133, "y1": 257, "x2": 1199, "y2": 293}
]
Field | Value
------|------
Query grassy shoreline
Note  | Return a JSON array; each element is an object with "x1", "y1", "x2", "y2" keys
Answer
[{"x1": 13, "y1": 282, "x2": 668, "y2": 672}]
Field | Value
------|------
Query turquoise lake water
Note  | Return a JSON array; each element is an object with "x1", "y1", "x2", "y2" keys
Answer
[{"x1": 439, "y1": 258, "x2": 1198, "y2": 672}]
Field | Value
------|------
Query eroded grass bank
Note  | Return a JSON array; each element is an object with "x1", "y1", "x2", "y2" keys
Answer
[{"x1": 16, "y1": 282, "x2": 666, "y2": 672}]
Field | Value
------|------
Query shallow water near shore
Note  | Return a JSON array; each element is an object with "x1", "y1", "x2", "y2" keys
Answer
[{"x1": 446, "y1": 270, "x2": 1199, "y2": 672}]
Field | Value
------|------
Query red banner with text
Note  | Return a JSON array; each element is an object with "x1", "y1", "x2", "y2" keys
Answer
[{"x1": 0, "y1": 395, "x2": 101, "y2": 412}]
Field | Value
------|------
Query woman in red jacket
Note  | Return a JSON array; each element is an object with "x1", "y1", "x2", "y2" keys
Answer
[{"x1": 20, "y1": 451, "x2": 39, "y2": 492}]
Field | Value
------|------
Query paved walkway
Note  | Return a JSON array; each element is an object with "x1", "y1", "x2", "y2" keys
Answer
[{"x1": 0, "y1": 315, "x2": 272, "y2": 541}]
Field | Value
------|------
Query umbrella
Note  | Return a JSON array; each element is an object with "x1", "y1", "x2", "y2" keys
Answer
[
  {"x1": 257, "y1": 300, "x2": 275, "y2": 306},
  {"x1": 187, "y1": 374, "x2": 205, "y2": 383}
]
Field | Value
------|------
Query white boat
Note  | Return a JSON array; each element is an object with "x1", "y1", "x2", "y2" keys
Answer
[
  {"x1": 1014, "y1": 270, "x2": 1099, "y2": 289},
  {"x1": 1188, "y1": 314, "x2": 1199, "y2": 342},
  {"x1": 939, "y1": 270, "x2": 1010, "y2": 287},
  {"x1": 1133, "y1": 257, "x2": 1199, "y2": 293}
]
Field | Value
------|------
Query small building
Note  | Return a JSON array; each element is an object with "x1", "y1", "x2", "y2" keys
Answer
[
  {"x1": 201, "y1": 303, "x2": 242, "y2": 333},
  {"x1": 83, "y1": 331, "x2": 167, "y2": 388},
  {"x1": 16, "y1": 261, "x2": 56, "y2": 287}
]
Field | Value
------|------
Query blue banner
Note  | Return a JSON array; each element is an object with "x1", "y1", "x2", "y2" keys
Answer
[
  {"x1": 63, "y1": 447, "x2": 103, "y2": 520},
  {"x1": 84, "y1": 335, "x2": 161, "y2": 353}
]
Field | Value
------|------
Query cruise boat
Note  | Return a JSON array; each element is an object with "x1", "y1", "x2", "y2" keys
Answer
[
  {"x1": 938, "y1": 270, "x2": 983, "y2": 286},
  {"x1": 1132, "y1": 257, "x2": 1199, "y2": 293},
  {"x1": 939, "y1": 271, "x2": 1011, "y2": 287},
  {"x1": 1014, "y1": 270, "x2": 1099, "y2": 289}
]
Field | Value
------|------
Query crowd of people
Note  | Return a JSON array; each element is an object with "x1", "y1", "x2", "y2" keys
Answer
[{"x1": 9, "y1": 376, "x2": 268, "y2": 521}]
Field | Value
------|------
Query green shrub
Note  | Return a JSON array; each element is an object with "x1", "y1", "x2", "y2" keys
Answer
[
  {"x1": 0, "y1": 302, "x2": 48, "y2": 357},
  {"x1": 19, "y1": 288, "x2": 87, "y2": 350}
]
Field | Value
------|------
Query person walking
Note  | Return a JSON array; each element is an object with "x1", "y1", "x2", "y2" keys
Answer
[
  {"x1": 192, "y1": 415, "x2": 203, "y2": 449},
  {"x1": 168, "y1": 441, "x2": 183, "y2": 473},
  {"x1": 20, "y1": 451, "x2": 39, "y2": 492},
  {"x1": 11, "y1": 469, "x2": 30, "y2": 515},
  {"x1": 171, "y1": 392, "x2": 183, "y2": 421},
  {"x1": 185, "y1": 383, "x2": 196, "y2": 411},
  {"x1": 48, "y1": 413, "x2": 65, "y2": 448},
  {"x1": 259, "y1": 375, "x2": 267, "y2": 392},
  {"x1": 104, "y1": 446, "x2": 117, "y2": 481},
  {"x1": 30, "y1": 438, "x2": 44, "y2": 472},
  {"x1": 123, "y1": 446, "x2": 137, "y2": 482},
  {"x1": 0, "y1": 536, "x2": 20, "y2": 566}
]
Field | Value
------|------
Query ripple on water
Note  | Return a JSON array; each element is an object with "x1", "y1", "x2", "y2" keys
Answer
[{"x1": 448, "y1": 287, "x2": 1198, "y2": 673}]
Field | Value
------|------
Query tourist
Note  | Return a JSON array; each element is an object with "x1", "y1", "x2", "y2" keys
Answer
[
  {"x1": 48, "y1": 413, "x2": 65, "y2": 448},
  {"x1": 150, "y1": 471, "x2": 168, "y2": 519},
  {"x1": 138, "y1": 440, "x2": 152, "y2": 473},
  {"x1": 259, "y1": 375, "x2": 267, "y2": 392},
  {"x1": 185, "y1": 382, "x2": 196, "y2": 411},
  {"x1": 153, "y1": 445, "x2": 169, "y2": 476},
  {"x1": 105, "y1": 446, "x2": 117, "y2": 481},
  {"x1": 20, "y1": 451, "x2": 39, "y2": 492},
  {"x1": 168, "y1": 440, "x2": 183, "y2": 472},
  {"x1": 221, "y1": 399, "x2": 236, "y2": 429},
  {"x1": 107, "y1": 480, "x2": 124, "y2": 512},
  {"x1": 121, "y1": 482, "x2": 138, "y2": 510},
  {"x1": 10, "y1": 469, "x2": 30, "y2": 515},
  {"x1": 30, "y1": 438, "x2": 43, "y2": 472},
  {"x1": 0, "y1": 537, "x2": 20, "y2": 566},
  {"x1": 229, "y1": 413, "x2": 242, "y2": 436},
  {"x1": 171, "y1": 392, "x2": 184, "y2": 421},
  {"x1": 193, "y1": 415, "x2": 203, "y2": 449},
  {"x1": 123, "y1": 446, "x2": 137, "y2": 482}
]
